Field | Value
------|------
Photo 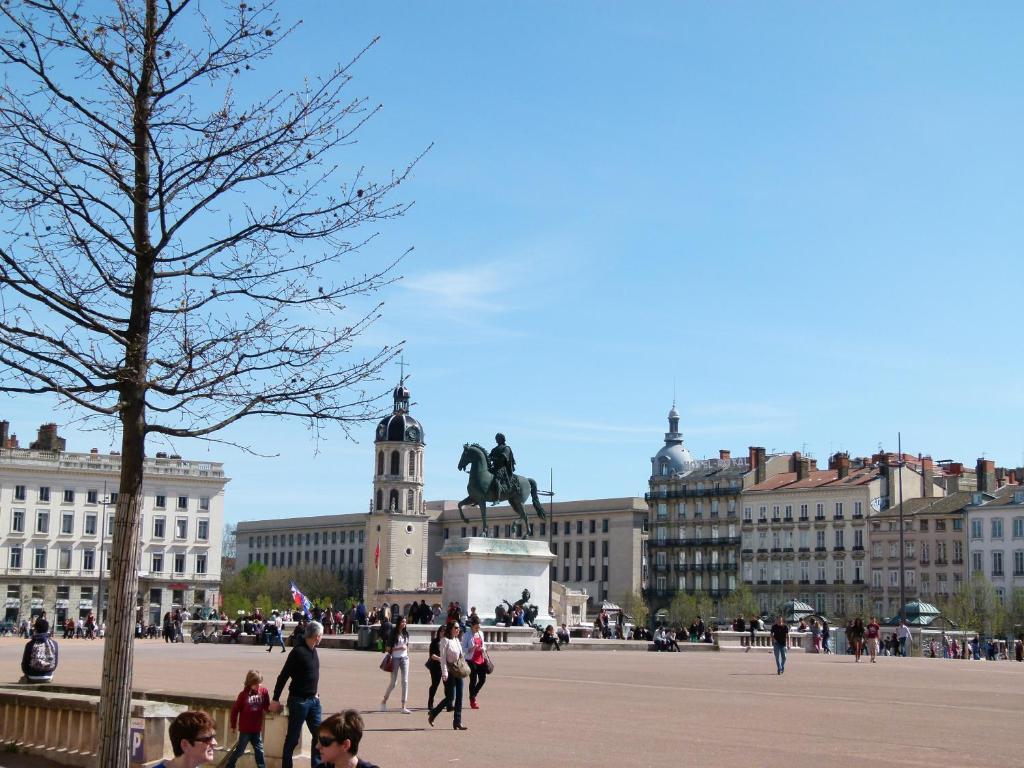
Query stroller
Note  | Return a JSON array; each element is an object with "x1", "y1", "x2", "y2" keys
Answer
[{"x1": 191, "y1": 621, "x2": 221, "y2": 644}]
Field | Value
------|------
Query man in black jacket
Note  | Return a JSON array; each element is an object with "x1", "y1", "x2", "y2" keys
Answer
[{"x1": 270, "y1": 620, "x2": 323, "y2": 768}]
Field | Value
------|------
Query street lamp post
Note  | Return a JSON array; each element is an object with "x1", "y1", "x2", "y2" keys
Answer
[
  {"x1": 896, "y1": 433, "x2": 907, "y2": 623},
  {"x1": 97, "y1": 481, "x2": 107, "y2": 624},
  {"x1": 537, "y1": 468, "x2": 555, "y2": 615}
]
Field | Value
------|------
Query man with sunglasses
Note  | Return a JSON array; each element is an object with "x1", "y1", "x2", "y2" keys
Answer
[
  {"x1": 153, "y1": 710, "x2": 218, "y2": 768},
  {"x1": 270, "y1": 620, "x2": 324, "y2": 768},
  {"x1": 317, "y1": 710, "x2": 380, "y2": 768}
]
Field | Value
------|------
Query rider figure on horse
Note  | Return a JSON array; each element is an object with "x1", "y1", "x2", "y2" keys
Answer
[{"x1": 488, "y1": 433, "x2": 516, "y2": 498}]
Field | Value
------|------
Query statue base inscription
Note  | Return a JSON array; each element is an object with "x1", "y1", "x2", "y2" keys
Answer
[{"x1": 439, "y1": 537, "x2": 556, "y2": 629}]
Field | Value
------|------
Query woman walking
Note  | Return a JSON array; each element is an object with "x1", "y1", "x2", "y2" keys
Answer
[
  {"x1": 464, "y1": 617, "x2": 489, "y2": 710},
  {"x1": 381, "y1": 616, "x2": 411, "y2": 713},
  {"x1": 848, "y1": 618, "x2": 865, "y2": 662},
  {"x1": 425, "y1": 625, "x2": 445, "y2": 711},
  {"x1": 427, "y1": 621, "x2": 468, "y2": 730}
]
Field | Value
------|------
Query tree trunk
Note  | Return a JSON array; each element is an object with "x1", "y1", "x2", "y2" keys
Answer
[{"x1": 97, "y1": 1, "x2": 158, "y2": 765}]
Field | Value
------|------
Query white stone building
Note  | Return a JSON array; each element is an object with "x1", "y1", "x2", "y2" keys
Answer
[
  {"x1": 966, "y1": 480, "x2": 1024, "y2": 603},
  {"x1": 0, "y1": 422, "x2": 227, "y2": 627}
]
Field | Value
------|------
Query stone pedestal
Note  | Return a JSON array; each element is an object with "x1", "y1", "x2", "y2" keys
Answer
[{"x1": 439, "y1": 537, "x2": 555, "y2": 630}]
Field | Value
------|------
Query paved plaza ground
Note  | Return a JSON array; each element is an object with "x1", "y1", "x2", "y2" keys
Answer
[{"x1": 0, "y1": 638, "x2": 1020, "y2": 767}]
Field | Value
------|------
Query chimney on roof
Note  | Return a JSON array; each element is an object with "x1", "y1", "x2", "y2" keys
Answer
[
  {"x1": 829, "y1": 452, "x2": 850, "y2": 480},
  {"x1": 977, "y1": 458, "x2": 996, "y2": 494},
  {"x1": 750, "y1": 446, "x2": 767, "y2": 484},
  {"x1": 719, "y1": 449, "x2": 731, "y2": 461},
  {"x1": 921, "y1": 456, "x2": 935, "y2": 498},
  {"x1": 796, "y1": 455, "x2": 812, "y2": 481},
  {"x1": 0, "y1": 420, "x2": 8, "y2": 449},
  {"x1": 995, "y1": 467, "x2": 1008, "y2": 488},
  {"x1": 29, "y1": 423, "x2": 65, "y2": 452}
]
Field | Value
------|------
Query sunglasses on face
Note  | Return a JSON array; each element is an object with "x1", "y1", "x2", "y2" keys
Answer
[
  {"x1": 318, "y1": 735, "x2": 337, "y2": 747},
  {"x1": 192, "y1": 735, "x2": 216, "y2": 744}
]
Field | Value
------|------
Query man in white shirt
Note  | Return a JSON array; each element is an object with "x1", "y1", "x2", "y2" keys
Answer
[{"x1": 897, "y1": 620, "x2": 912, "y2": 657}]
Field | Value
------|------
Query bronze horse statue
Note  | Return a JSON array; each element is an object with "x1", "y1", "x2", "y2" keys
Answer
[{"x1": 457, "y1": 443, "x2": 546, "y2": 537}]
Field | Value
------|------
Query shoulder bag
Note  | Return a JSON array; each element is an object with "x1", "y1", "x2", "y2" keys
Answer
[
  {"x1": 379, "y1": 652, "x2": 393, "y2": 673},
  {"x1": 448, "y1": 655, "x2": 470, "y2": 678}
]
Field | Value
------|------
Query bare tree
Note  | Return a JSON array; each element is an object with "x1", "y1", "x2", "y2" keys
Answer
[{"x1": 0, "y1": 2, "x2": 422, "y2": 763}]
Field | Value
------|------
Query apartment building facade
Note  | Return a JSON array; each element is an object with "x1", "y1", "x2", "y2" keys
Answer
[
  {"x1": 966, "y1": 472, "x2": 1024, "y2": 602},
  {"x1": 0, "y1": 421, "x2": 228, "y2": 626}
]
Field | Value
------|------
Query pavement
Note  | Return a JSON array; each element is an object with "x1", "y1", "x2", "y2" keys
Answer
[{"x1": 0, "y1": 637, "x2": 1021, "y2": 767}]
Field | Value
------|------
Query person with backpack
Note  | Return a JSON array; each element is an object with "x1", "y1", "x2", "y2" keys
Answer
[{"x1": 21, "y1": 618, "x2": 58, "y2": 683}]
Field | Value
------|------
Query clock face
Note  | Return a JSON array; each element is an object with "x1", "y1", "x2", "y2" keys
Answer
[
  {"x1": 406, "y1": 426, "x2": 420, "y2": 442},
  {"x1": 376, "y1": 424, "x2": 385, "y2": 440}
]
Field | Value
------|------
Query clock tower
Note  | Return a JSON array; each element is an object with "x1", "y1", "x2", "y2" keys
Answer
[{"x1": 365, "y1": 375, "x2": 428, "y2": 600}]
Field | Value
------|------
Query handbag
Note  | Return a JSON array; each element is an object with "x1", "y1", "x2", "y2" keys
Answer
[
  {"x1": 379, "y1": 652, "x2": 393, "y2": 673},
  {"x1": 448, "y1": 656, "x2": 470, "y2": 679},
  {"x1": 484, "y1": 653, "x2": 494, "y2": 674}
]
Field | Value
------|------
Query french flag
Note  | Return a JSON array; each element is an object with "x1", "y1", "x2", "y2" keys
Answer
[{"x1": 290, "y1": 581, "x2": 312, "y2": 619}]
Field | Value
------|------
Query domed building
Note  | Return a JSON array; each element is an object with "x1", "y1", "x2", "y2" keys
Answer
[
  {"x1": 366, "y1": 375, "x2": 430, "y2": 598},
  {"x1": 651, "y1": 404, "x2": 693, "y2": 477}
]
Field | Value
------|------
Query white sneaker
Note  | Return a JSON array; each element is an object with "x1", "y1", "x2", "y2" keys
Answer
[
  {"x1": 381, "y1": 701, "x2": 387, "y2": 711},
  {"x1": 402, "y1": 707, "x2": 412, "y2": 714}
]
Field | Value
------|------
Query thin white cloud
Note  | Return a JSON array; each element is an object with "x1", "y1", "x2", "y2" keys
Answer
[{"x1": 400, "y1": 261, "x2": 519, "y2": 315}]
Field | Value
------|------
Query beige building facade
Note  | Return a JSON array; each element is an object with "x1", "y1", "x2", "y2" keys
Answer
[
  {"x1": 0, "y1": 422, "x2": 228, "y2": 626},
  {"x1": 741, "y1": 452, "x2": 945, "y2": 619}
]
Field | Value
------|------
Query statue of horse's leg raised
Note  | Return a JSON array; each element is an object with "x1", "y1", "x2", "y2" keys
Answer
[
  {"x1": 456, "y1": 497, "x2": 473, "y2": 525},
  {"x1": 478, "y1": 499, "x2": 489, "y2": 534}
]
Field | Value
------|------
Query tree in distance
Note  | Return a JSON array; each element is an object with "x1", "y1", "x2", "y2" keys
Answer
[{"x1": 0, "y1": 2, "x2": 425, "y2": 764}]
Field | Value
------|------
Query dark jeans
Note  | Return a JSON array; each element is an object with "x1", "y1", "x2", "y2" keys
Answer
[
  {"x1": 468, "y1": 660, "x2": 488, "y2": 700},
  {"x1": 266, "y1": 629, "x2": 286, "y2": 650},
  {"x1": 226, "y1": 731, "x2": 265, "y2": 768},
  {"x1": 427, "y1": 665, "x2": 442, "y2": 709},
  {"x1": 283, "y1": 696, "x2": 321, "y2": 768},
  {"x1": 428, "y1": 677, "x2": 463, "y2": 727}
]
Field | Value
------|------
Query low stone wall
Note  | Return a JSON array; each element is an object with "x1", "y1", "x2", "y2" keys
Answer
[
  {"x1": 716, "y1": 630, "x2": 812, "y2": 652},
  {"x1": 0, "y1": 683, "x2": 306, "y2": 768}
]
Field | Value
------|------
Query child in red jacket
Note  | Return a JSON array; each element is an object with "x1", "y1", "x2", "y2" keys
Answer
[{"x1": 227, "y1": 669, "x2": 270, "y2": 768}]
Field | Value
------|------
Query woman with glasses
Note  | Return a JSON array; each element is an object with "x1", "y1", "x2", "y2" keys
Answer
[
  {"x1": 152, "y1": 710, "x2": 218, "y2": 768},
  {"x1": 427, "y1": 621, "x2": 469, "y2": 730},
  {"x1": 317, "y1": 710, "x2": 380, "y2": 768}
]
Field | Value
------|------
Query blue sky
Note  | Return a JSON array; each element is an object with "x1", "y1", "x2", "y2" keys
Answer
[{"x1": 5, "y1": 3, "x2": 1024, "y2": 522}]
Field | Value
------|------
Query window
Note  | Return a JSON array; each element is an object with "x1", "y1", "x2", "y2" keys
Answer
[
  {"x1": 58, "y1": 548, "x2": 71, "y2": 570},
  {"x1": 854, "y1": 501, "x2": 862, "y2": 516},
  {"x1": 197, "y1": 520, "x2": 209, "y2": 541},
  {"x1": 921, "y1": 543, "x2": 930, "y2": 563},
  {"x1": 834, "y1": 530, "x2": 844, "y2": 548},
  {"x1": 177, "y1": 495, "x2": 188, "y2": 510},
  {"x1": 799, "y1": 504, "x2": 808, "y2": 520},
  {"x1": 576, "y1": 520, "x2": 583, "y2": 535},
  {"x1": 153, "y1": 517, "x2": 165, "y2": 539},
  {"x1": 970, "y1": 519, "x2": 982, "y2": 539},
  {"x1": 953, "y1": 542, "x2": 963, "y2": 563},
  {"x1": 834, "y1": 560, "x2": 844, "y2": 582},
  {"x1": 390, "y1": 450, "x2": 400, "y2": 475},
  {"x1": 87, "y1": 489, "x2": 98, "y2": 504},
  {"x1": 110, "y1": 492, "x2": 118, "y2": 505},
  {"x1": 816, "y1": 562, "x2": 826, "y2": 582},
  {"x1": 39, "y1": 487, "x2": 50, "y2": 502},
  {"x1": 758, "y1": 506, "x2": 767, "y2": 521},
  {"x1": 602, "y1": 518, "x2": 609, "y2": 533},
  {"x1": 799, "y1": 530, "x2": 809, "y2": 549},
  {"x1": 9, "y1": 546, "x2": 21, "y2": 569},
  {"x1": 815, "y1": 531, "x2": 825, "y2": 549},
  {"x1": 11, "y1": 508, "x2": 25, "y2": 533},
  {"x1": 14, "y1": 485, "x2": 26, "y2": 501},
  {"x1": 905, "y1": 541, "x2": 915, "y2": 558},
  {"x1": 800, "y1": 561, "x2": 809, "y2": 582},
  {"x1": 871, "y1": 569, "x2": 882, "y2": 588},
  {"x1": 971, "y1": 552, "x2": 982, "y2": 573},
  {"x1": 36, "y1": 510, "x2": 49, "y2": 534},
  {"x1": 34, "y1": 547, "x2": 46, "y2": 570},
  {"x1": 175, "y1": 518, "x2": 187, "y2": 539},
  {"x1": 991, "y1": 551, "x2": 1003, "y2": 577},
  {"x1": 1014, "y1": 518, "x2": 1024, "y2": 539},
  {"x1": 61, "y1": 512, "x2": 74, "y2": 534},
  {"x1": 199, "y1": 496, "x2": 210, "y2": 511},
  {"x1": 936, "y1": 520, "x2": 946, "y2": 531},
  {"x1": 889, "y1": 542, "x2": 898, "y2": 558},
  {"x1": 815, "y1": 503, "x2": 824, "y2": 519},
  {"x1": 152, "y1": 553, "x2": 163, "y2": 573},
  {"x1": 589, "y1": 519, "x2": 596, "y2": 534},
  {"x1": 919, "y1": 519, "x2": 928, "y2": 532},
  {"x1": 174, "y1": 554, "x2": 186, "y2": 574},
  {"x1": 155, "y1": 494, "x2": 166, "y2": 509},
  {"x1": 743, "y1": 506, "x2": 752, "y2": 521},
  {"x1": 854, "y1": 529, "x2": 863, "y2": 548},
  {"x1": 888, "y1": 569, "x2": 899, "y2": 587},
  {"x1": 196, "y1": 554, "x2": 207, "y2": 574},
  {"x1": 991, "y1": 519, "x2": 1004, "y2": 539},
  {"x1": 1014, "y1": 551, "x2": 1024, "y2": 577},
  {"x1": 63, "y1": 489, "x2": 75, "y2": 503},
  {"x1": 834, "y1": 502, "x2": 843, "y2": 518}
]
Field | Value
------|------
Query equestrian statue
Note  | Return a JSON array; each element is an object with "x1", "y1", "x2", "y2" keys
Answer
[{"x1": 457, "y1": 434, "x2": 546, "y2": 537}]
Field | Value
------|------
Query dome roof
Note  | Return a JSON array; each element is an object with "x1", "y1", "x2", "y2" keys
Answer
[
  {"x1": 375, "y1": 411, "x2": 423, "y2": 444},
  {"x1": 375, "y1": 378, "x2": 423, "y2": 444},
  {"x1": 668, "y1": 405, "x2": 680, "y2": 420},
  {"x1": 653, "y1": 443, "x2": 692, "y2": 474}
]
